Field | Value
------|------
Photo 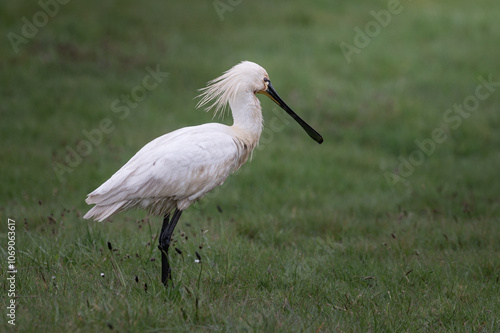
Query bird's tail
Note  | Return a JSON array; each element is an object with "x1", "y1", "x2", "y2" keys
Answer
[{"x1": 83, "y1": 201, "x2": 125, "y2": 222}]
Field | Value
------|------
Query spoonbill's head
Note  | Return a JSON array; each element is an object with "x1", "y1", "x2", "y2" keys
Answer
[{"x1": 197, "y1": 61, "x2": 323, "y2": 144}]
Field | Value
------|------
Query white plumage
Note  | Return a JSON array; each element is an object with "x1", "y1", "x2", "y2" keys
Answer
[
  {"x1": 84, "y1": 123, "x2": 252, "y2": 221},
  {"x1": 84, "y1": 61, "x2": 322, "y2": 222}
]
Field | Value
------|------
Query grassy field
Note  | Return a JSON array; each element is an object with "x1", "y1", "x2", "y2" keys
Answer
[{"x1": 1, "y1": 0, "x2": 499, "y2": 331}]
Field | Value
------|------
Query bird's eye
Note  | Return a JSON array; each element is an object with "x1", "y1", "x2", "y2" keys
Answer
[{"x1": 264, "y1": 77, "x2": 270, "y2": 83}]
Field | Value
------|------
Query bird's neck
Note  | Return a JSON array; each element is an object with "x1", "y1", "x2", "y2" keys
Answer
[{"x1": 229, "y1": 92, "x2": 263, "y2": 147}]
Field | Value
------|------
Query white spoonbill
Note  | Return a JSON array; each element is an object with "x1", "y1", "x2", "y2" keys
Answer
[{"x1": 83, "y1": 61, "x2": 323, "y2": 286}]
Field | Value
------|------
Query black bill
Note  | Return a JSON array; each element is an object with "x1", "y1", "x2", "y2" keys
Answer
[{"x1": 259, "y1": 80, "x2": 323, "y2": 144}]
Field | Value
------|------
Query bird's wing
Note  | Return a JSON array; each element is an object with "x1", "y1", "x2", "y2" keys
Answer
[{"x1": 85, "y1": 124, "x2": 245, "y2": 210}]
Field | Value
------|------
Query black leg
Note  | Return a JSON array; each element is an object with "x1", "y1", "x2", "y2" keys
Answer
[
  {"x1": 158, "y1": 208, "x2": 183, "y2": 286},
  {"x1": 159, "y1": 213, "x2": 170, "y2": 285}
]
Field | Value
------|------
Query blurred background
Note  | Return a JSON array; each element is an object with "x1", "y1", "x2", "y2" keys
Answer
[
  {"x1": 0, "y1": 0, "x2": 499, "y2": 330},
  {"x1": 2, "y1": 0, "x2": 498, "y2": 222}
]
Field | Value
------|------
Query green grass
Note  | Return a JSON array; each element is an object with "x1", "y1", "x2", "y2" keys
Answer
[{"x1": 1, "y1": 0, "x2": 499, "y2": 331}]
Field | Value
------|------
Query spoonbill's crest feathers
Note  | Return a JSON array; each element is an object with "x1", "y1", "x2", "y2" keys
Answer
[{"x1": 196, "y1": 61, "x2": 268, "y2": 118}]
